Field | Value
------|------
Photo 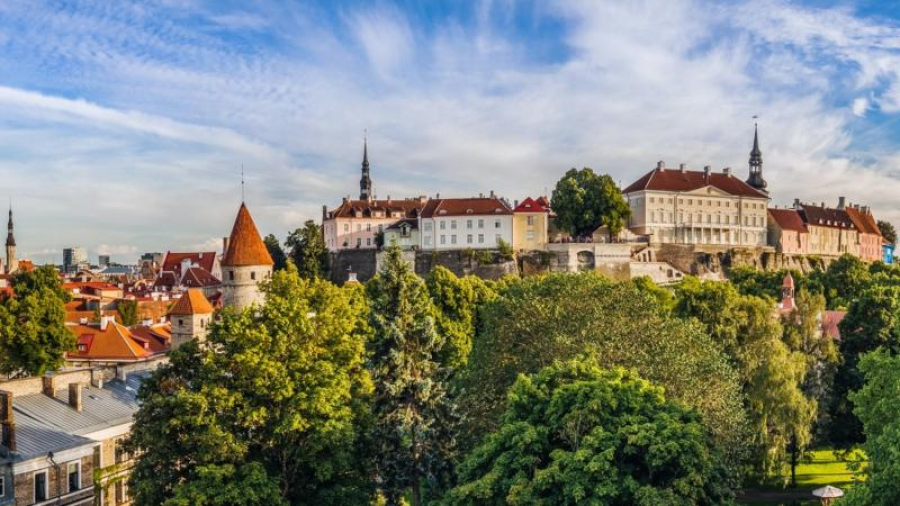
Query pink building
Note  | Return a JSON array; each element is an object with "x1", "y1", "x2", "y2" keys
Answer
[
  {"x1": 768, "y1": 208, "x2": 808, "y2": 254},
  {"x1": 846, "y1": 205, "x2": 883, "y2": 262}
]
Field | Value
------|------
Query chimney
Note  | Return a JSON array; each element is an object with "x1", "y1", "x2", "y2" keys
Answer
[
  {"x1": 42, "y1": 374, "x2": 55, "y2": 397},
  {"x1": 490, "y1": 190, "x2": 495, "y2": 198},
  {"x1": 100, "y1": 315, "x2": 111, "y2": 331},
  {"x1": 679, "y1": 163, "x2": 686, "y2": 171},
  {"x1": 79, "y1": 317, "x2": 88, "y2": 324},
  {"x1": 838, "y1": 196, "x2": 846, "y2": 209},
  {"x1": 116, "y1": 368, "x2": 127, "y2": 382},
  {"x1": 68, "y1": 383, "x2": 83, "y2": 412},
  {"x1": 514, "y1": 199, "x2": 519, "y2": 209},
  {"x1": 657, "y1": 161, "x2": 665, "y2": 170},
  {"x1": 704, "y1": 166, "x2": 711, "y2": 177},
  {"x1": 142, "y1": 318, "x2": 153, "y2": 326},
  {"x1": 793, "y1": 198, "x2": 801, "y2": 209},
  {"x1": 723, "y1": 166, "x2": 731, "y2": 176},
  {"x1": 222, "y1": 236, "x2": 229, "y2": 254},
  {"x1": 0, "y1": 390, "x2": 15, "y2": 452}
]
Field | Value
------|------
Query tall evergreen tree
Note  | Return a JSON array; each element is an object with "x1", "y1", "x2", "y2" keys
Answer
[
  {"x1": 286, "y1": 220, "x2": 329, "y2": 279},
  {"x1": 367, "y1": 245, "x2": 458, "y2": 505},
  {"x1": 263, "y1": 233, "x2": 288, "y2": 271}
]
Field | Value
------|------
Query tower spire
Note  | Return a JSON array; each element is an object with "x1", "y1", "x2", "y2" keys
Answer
[
  {"x1": 5, "y1": 201, "x2": 16, "y2": 275},
  {"x1": 6, "y1": 202, "x2": 14, "y2": 248},
  {"x1": 359, "y1": 131, "x2": 372, "y2": 200},
  {"x1": 746, "y1": 118, "x2": 767, "y2": 192}
]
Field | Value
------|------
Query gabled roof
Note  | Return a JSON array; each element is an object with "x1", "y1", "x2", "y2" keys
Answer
[
  {"x1": 182, "y1": 266, "x2": 220, "y2": 288},
  {"x1": 223, "y1": 203, "x2": 274, "y2": 267},
  {"x1": 385, "y1": 218, "x2": 419, "y2": 230},
  {"x1": 161, "y1": 251, "x2": 217, "y2": 277},
  {"x1": 326, "y1": 198, "x2": 425, "y2": 219},
  {"x1": 514, "y1": 197, "x2": 551, "y2": 213},
  {"x1": 168, "y1": 288, "x2": 214, "y2": 316},
  {"x1": 769, "y1": 208, "x2": 808, "y2": 233},
  {"x1": 623, "y1": 167, "x2": 769, "y2": 198},
  {"x1": 798, "y1": 204, "x2": 854, "y2": 230},
  {"x1": 420, "y1": 196, "x2": 512, "y2": 218},
  {"x1": 129, "y1": 323, "x2": 172, "y2": 353},
  {"x1": 845, "y1": 207, "x2": 881, "y2": 236},
  {"x1": 66, "y1": 320, "x2": 159, "y2": 361}
]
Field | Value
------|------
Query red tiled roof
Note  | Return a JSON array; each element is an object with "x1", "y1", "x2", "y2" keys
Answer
[
  {"x1": 168, "y1": 288, "x2": 214, "y2": 316},
  {"x1": 822, "y1": 310, "x2": 846, "y2": 341},
  {"x1": 845, "y1": 207, "x2": 881, "y2": 236},
  {"x1": 326, "y1": 198, "x2": 425, "y2": 219},
  {"x1": 17, "y1": 260, "x2": 34, "y2": 272},
  {"x1": 769, "y1": 208, "x2": 808, "y2": 233},
  {"x1": 161, "y1": 252, "x2": 217, "y2": 277},
  {"x1": 129, "y1": 323, "x2": 172, "y2": 353},
  {"x1": 420, "y1": 197, "x2": 512, "y2": 218},
  {"x1": 61, "y1": 281, "x2": 121, "y2": 292},
  {"x1": 223, "y1": 203, "x2": 273, "y2": 266},
  {"x1": 514, "y1": 197, "x2": 551, "y2": 213},
  {"x1": 67, "y1": 320, "x2": 159, "y2": 360},
  {"x1": 623, "y1": 167, "x2": 769, "y2": 198}
]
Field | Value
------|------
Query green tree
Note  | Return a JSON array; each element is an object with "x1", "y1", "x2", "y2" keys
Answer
[
  {"x1": 821, "y1": 254, "x2": 871, "y2": 309},
  {"x1": 367, "y1": 245, "x2": 458, "y2": 505},
  {"x1": 263, "y1": 233, "x2": 288, "y2": 271},
  {"x1": 676, "y1": 278, "x2": 816, "y2": 479},
  {"x1": 425, "y1": 267, "x2": 495, "y2": 370},
  {"x1": 286, "y1": 220, "x2": 329, "y2": 279},
  {"x1": 459, "y1": 273, "x2": 748, "y2": 482},
  {"x1": 842, "y1": 349, "x2": 900, "y2": 506},
  {"x1": 550, "y1": 168, "x2": 630, "y2": 238},
  {"x1": 0, "y1": 266, "x2": 74, "y2": 376},
  {"x1": 117, "y1": 298, "x2": 139, "y2": 326},
  {"x1": 877, "y1": 220, "x2": 896, "y2": 245},
  {"x1": 127, "y1": 265, "x2": 373, "y2": 505},
  {"x1": 445, "y1": 361, "x2": 735, "y2": 506},
  {"x1": 828, "y1": 284, "x2": 900, "y2": 447}
]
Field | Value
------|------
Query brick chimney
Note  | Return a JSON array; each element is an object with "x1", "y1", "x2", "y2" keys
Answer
[
  {"x1": 657, "y1": 160, "x2": 665, "y2": 170},
  {"x1": 838, "y1": 196, "x2": 846, "y2": 209},
  {"x1": 68, "y1": 383, "x2": 83, "y2": 412},
  {"x1": 222, "y1": 236, "x2": 229, "y2": 255},
  {"x1": 0, "y1": 390, "x2": 15, "y2": 452},
  {"x1": 42, "y1": 374, "x2": 56, "y2": 397}
]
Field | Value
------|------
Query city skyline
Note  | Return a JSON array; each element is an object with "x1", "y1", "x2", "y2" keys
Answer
[{"x1": 1, "y1": 0, "x2": 900, "y2": 263}]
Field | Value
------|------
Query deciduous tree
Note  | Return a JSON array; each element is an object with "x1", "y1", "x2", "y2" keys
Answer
[
  {"x1": 127, "y1": 266, "x2": 373, "y2": 505},
  {"x1": 550, "y1": 168, "x2": 630, "y2": 238},
  {"x1": 286, "y1": 220, "x2": 329, "y2": 279},
  {"x1": 877, "y1": 220, "x2": 896, "y2": 245},
  {"x1": 263, "y1": 233, "x2": 288, "y2": 271},
  {"x1": 445, "y1": 361, "x2": 735, "y2": 506}
]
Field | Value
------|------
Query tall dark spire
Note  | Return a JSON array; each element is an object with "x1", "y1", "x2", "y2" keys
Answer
[
  {"x1": 359, "y1": 134, "x2": 372, "y2": 200},
  {"x1": 746, "y1": 121, "x2": 767, "y2": 192},
  {"x1": 6, "y1": 205, "x2": 14, "y2": 248}
]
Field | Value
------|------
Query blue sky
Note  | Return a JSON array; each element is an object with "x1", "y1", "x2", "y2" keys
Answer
[{"x1": 1, "y1": 0, "x2": 899, "y2": 263}]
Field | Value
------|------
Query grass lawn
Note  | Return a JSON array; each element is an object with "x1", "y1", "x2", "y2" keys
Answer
[{"x1": 738, "y1": 448, "x2": 865, "y2": 505}]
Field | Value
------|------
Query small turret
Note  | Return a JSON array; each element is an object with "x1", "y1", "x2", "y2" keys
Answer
[{"x1": 221, "y1": 203, "x2": 274, "y2": 310}]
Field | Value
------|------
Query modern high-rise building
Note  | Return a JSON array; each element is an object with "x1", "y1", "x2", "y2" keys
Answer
[{"x1": 63, "y1": 246, "x2": 88, "y2": 273}]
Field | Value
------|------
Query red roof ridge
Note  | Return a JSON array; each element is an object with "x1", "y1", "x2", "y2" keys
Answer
[{"x1": 223, "y1": 203, "x2": 274, "y2": 266}]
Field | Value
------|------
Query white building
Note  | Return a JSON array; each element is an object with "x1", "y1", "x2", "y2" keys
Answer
[{"x1": 419, "y1": 195, "x2": 513, "y2": 251}]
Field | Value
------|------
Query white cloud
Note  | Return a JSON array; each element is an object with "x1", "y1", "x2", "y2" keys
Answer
[{"x1": 852, "y1": 97, "x2": 869, "y2": 116}]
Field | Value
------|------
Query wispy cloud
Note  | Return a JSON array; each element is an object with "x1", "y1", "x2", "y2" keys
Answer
[{"x1": 0, "y1": 0, "x2": 899, "y2": 263}]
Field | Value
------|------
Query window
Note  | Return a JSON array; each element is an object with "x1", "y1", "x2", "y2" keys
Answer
[
  {"x1": 229, "y1": 271, "x2": 234, "y2": 281},
  {"x1": 478, "y1": 234, "x2": 484, "y2": 244},
  {"x1": 467, "y1": 234, "x2": 473, "y2": 244},
  {"x1": 526, "y1": 215, "x2": 534, "y2": 226},
  {"x1": 356, "y1": 238, "x2": 361, "y2": 247},
  {"x1": 478, "y1": 219, "x2": 484, "y2": 228},
  {"x1": 467, "y1": 219, "x2": 473, "y2": 229},
  {"x1": 0, "y1": 476, "x2": 4, "y2": 497},
  {"x1": 451, "y1": 220, "x2": 457, "y2": 230},
  {"x1": 424, "y1": 236, "x2": 432, "y2": 246},
  {"x1": 68, "y1": 462, "x2": 81, "y2": 492},
  {"x1": 343, "y1": 223, "x2": 349, "y2": 232},
  {"x1": 366, "y1": 223, "x2": 371, "y2": 232},
  {"x1": 251, "y1": 271, "x2": 256, "y2": 281},
  {"x1": 424, "y1": 222, "x2": 432, "y2": 232},
  {"x1": 178, "y1": 319, "x2": 184, "y2": 326},
  {"x1": 495, "y1": 220, "x2": 501, "y2": 228},
  {"x1": 649, "y1": 197, "x2": 655, "y2": 203},
  {"x1": 526, "y1": 231, "x2": 535, "y2": 241},
  {"x1": 451, "y1": 235, "x2": 457, "y2": 245},
  {"x1": 356, "y1": 224, "x2": 361, "y2": 232},
  {"x1": 378, "y1": 224, "x2": 383, "y2": 233},
  {"x1": 34, "y1": 471, "x2": 47, "y2": 502},
  {"x1": 440, "y1": 235, "x2": 446, "y2": 245},
  {"x1": 366, "y1": 238, "x2": 371, "y2": 246},
  {"x1": 116, "y1": 480, "x2": 128, "y2": 504}
]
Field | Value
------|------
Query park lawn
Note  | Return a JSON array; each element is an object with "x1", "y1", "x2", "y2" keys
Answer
[{"x1": 794, "y1": 448, "x2": 865, "y2": 490}]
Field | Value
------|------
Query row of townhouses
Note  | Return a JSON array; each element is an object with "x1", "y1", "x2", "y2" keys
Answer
[{"x1": 323, "y1": 128, "x2": 893, "y2": 264}]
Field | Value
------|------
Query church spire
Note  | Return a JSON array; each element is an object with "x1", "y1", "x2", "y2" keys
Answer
[
  {"x1": 359, "y1": 134, "x2": 372, "y2": 200},
  {"x1": 6, "y1": 205, "x2": 14, "y2": 248},
  {"x1": 746, "y1": 121, "x2": 767, "y2": 192}
]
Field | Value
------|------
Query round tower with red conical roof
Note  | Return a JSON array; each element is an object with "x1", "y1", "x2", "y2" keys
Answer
[{"x1": 221, "y1": 203, "x2": 274, "y2": 310}]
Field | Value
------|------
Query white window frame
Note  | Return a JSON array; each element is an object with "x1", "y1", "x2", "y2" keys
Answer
[
  {"x1": 34, "y1": 470, "x2": 48, "y2": 503},
  {"x1": 68, "y1": 461, "x2": 81, "y2": 492}
]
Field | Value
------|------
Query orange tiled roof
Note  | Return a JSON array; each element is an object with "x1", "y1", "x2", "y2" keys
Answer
[
  {"x1": 67, "y1": 320, "x2": 158, "y2": 361},
  {"x1": 222, "y1": 203, "x2": 273, "y2": 266},
  {"x1": 845, "y1": 207, "x2": 881, "y2": 236},
  {"x1": 168, "y1": 288, "x2": 214, "y2": 316}
]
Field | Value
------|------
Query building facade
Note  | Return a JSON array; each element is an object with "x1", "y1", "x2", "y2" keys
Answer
[
  {"x1": 168, "y1": 289, "x2": 214, "y2": 349},
  {"x1": 221, "y1": 203, "x2": 273, "y2": 310},
  {"x1": 512, "y1": 197, "x2": 550, "y2": 251},
  {"x1": 418, "y1": 196, "x2": 513, "y2": 251},
  {"x1": 768, "y1": 208, "x2": 809, "y2": 255}
]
